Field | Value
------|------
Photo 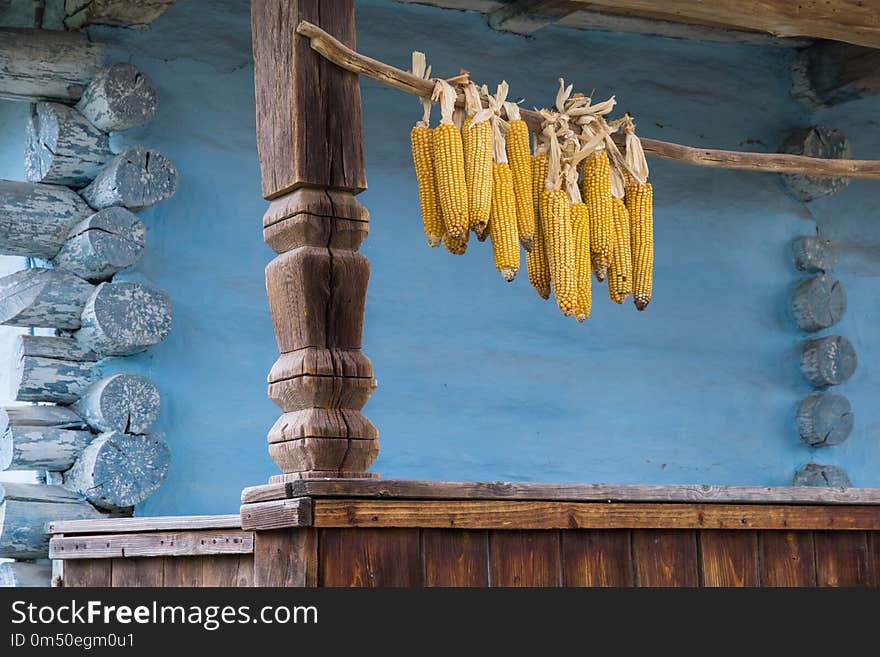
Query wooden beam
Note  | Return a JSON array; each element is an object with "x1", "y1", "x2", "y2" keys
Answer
[
  {"x1": 312, "y1": 499, "x2": 880, "y2": 530},
  {"x1": 49, "y1": 530, "x2": 253, "y2": 559},
  {"x1": 487, "y1": 0, "x2": 580, "y2": 34},
  {"x1": 64, "y1": 0, "x2": 176, "y2": 30},
  {"x1": 49, "y1": 514, "x2": 242, "y2": 535},
  {"x1": 239, "y1": 497, "x2": 313, "y2": 531},
  {"x1": 241, "y1": 478, "x2": 880, "y2": 505},
  {"x1": 296, "y1": 21, "x2": 880, "y2": 180},
  {"x1": 793, "y1": 42, "x2": 880, "y2": 108}
]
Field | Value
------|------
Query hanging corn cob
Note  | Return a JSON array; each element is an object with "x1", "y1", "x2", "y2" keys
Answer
[
  {"x1": 526, "y1": 140, "x2": 551, "y2": 299},
  {"x1": 504, "y1": 101, "x2": 535, "y2": 252},
  {"x1": 461, "y1": 83, "x2": 494, "y2": 240},
  {"x1": 443, "y1": 230, "x2": 469, "y2": 255},
  {"x1": 431, "y1": 80, "x2": 469, "y2": 241},
  {"x1": 562, "y1": 142, "x2": 592, "y2": 322},
  {"x1": 409, "y1": 53, "x2": 444, "y2": 248},
  {"x1": 607, "y1": 198, "x2": 633, "y2": 303},
  {"x1": 623, "y1": 115, "x2": 654, "y2": 311},
  {"x1": 580, "y1": 147, "x2": 614, "y2": 282},
  {"x1": 485, "y1": 83, "x2": 519, "y2": 281}
]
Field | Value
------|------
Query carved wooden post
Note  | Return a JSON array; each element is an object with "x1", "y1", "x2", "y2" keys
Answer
[{"x1": 251, "y1": 0, "x2": 378, "y2": 482}]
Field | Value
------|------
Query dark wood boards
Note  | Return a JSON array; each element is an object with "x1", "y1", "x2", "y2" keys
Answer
[
  {"x1": 699, "y1": 530, "x2": 759, "y2": 587},
  {"x1": 423, "y1": 529, "x2": 489, "y2": 587},
  {"x1": 241, "y1": 478, "x2": 880, "y2": 505},
  {"x1": 312, "y1": 499, "x2": 880, "y2": 531},
  {"x1": 253, "y1": 528, "x2": 317, "y2": 587},
  {"x1": 814, "y1": 531, "x2": 872, "y2": 587},
  {"x1": 561, "y1": 530, "x2": 633, "y2": 586},
  {"x1": 63, "y1": 559, "x2": 112, "y2": 587},
  {"x1": 251, "y1": 0, "x2": 366, "y2": 200},
  {"x1": 632, "y1": 530, "x2": 699, "y2": 587},
  {"x1": 760, "y1": 531, "x2": 817, "y2": 586},
  {"x1": 319, "y1": 528, "x2": 420, "y2": 587},
  {"x1": 489, "y1": 530, "x2": 561, "y2": 586},
  {"x1": 110, "y1": 557, "x2": 164, "y2": 586}
]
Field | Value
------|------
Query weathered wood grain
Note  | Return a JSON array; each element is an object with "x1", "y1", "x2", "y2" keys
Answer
[
  {"x1": 268, "y1": 471, "x2": 380, "y2": 483},
  {"x1": 782, "y1": 127, "x2": 851, "y2": 201},
  {"x1": 423, "y1": 529, "x2": 489, "y2": 587},
  {"x1": 50, "y1": 514, "x2": 241, "y2": 535},
  {"x1": 53, "y1": 207, "x2": 146, "y2": 281},
  {"x1": 814, "y1": 531, "x2": 871, "y2": 586},
  {"x1": 793, "y1": 236, "x2": 837, "y2": 272},
  {"x1": 239, "y1": 497, "x2": 313, "y2": 531},
  {"x1": 699, "y1": 530, "x2": 759, "y2": 586},
  {"x1": 110, "y1": 557, "x2": 163, "y2": 586},
  {"x1": 25, "y1": 102, "x2": 112, "y2": 188},
  {"x1": 0, "y1": 179, "x2": 92, "y2": 258},
  {"x1": 0, "y1": 267, "x2": 93, "y2": 329},
  {"x1": 73, "y1": 373, "x2": 161, "y2": 434},
  {"x1": 80, "y1": 147, "x2": 178, "y2": 210},
  {"x1": 870, "y1": 533, "x2": 880, "y2": 587},
  {"x1": 269, "y1": 437, "x2": 379, "y2": 474},
  {"x1": 489, "y1": 530, "x2": 561, "y2": 586},
  {"x1": 62, "y1": 559, "x2": 111, "y2": 587},
  {"x1": 633, "y1": 530, "x2": 699, "y2": 587},
  {"x1": 791, "y1": 274, "x2": 846, "y2": 332},
  {"x1": 253, "y1": 528, "x2": 318, "y2": 586},
  {"x1": 75, "y1": 63, "x2": 159, "y2": 132},
  {"x1": 75, "y1": 281, "x2": 173, "y2": 356},
  {"x1": 251, "y1": 0, "x2": 366, "y2": 199},
  {"x1": 759, "y1": 531, "x2": 817, "y2": 586},
  {"x1": 64, "y1": 431, "x2": 171, "y2": 511},
  {"x1": 266, "y1": 247, "x2": 369, "y2": 353},
  {"x1": 800, "y1": 335, "x2": 857, "y2": 387},
  {"x1": 199, "y1": 554, "x2": 254, "y2": 587},
  {"x1": 0, "y1": 560, "x2": 51, "y2": 587},
  {"x1": 793, "y1": 42, "x2": 880, "y2": 108},
  {"x1": 1, "y1": 423, "x2": 92, "y2": 471},
  {"x1": 268, "y1": 349, "x2": 376, "y2": 412},
  {"x1": 50, "y1": 530, "x2": 253, "y2": 559},
  {"x1": 13, "y1": 335, "x2": 101, "y2": 404},
  {"x1": 65, "y1": 0, "x2": 176, "y2": 29},
  {"x1": 794, "y1": 463, "x2": 853, "y2": 487},
  {"x1": 797, "y1": 392, "x2": 853, "y2": 447},
  {"x1": 162, "y1": 556, "x2": 202, "y2": 587},
  {"x1": 319, "y1": 528, "x2": 420, "y2": 587},
  {"x1": 0, "y1": 482, "x2": 106, "y2": 559},
  {"x1": 0, "y1": 405, "x2": 85, "y2": 431},
  {"x1": 312, "y1": 499, "x2": 880, "y2": 530},
  {"x1": 267, "y1": 409, "x2": 377, "y2": 443},
  {"x1": 0, "y1": 27, "x2": 101, "y2": 102},
  {"x1": 487, "y1": 0, "x2": 579, "y2": 34},
  {"x1": 561, "y1": 529, "x2": 633, "y2": 586},
  {"x1": 242, "y1": 478, "x2": 880, "y2": 505},
  {"x1": 262, "y1": 188, "x2": 369, "y2": 253}
]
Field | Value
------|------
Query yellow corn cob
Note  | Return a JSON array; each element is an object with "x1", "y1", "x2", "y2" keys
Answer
[
  {"x1": 625, "y1": 181, "x2": 654, "y2": 311},
  {"x1": 526, "y1": 153, "x2": 551, "y2": 298},
  {"x1": 581, "y1": 151, "x2": 613, "y2": 281},
  {"x1": 571, "y1": 201, "x2": 591, "y2": 321},
  {"x1": 506, "y1": 120, "x2": 535, "y2": 252},
  {"x1": 433, "y1": 123, "x2": 469, "y2": 240},
  {"x1": 607, "y1": 198, "x2": 633, "y2": 304},
  {"x1": 463, "y1": 117, "x2": 493, "y2": 239},
  {"x1": 443, "y1": 229, "x2": 468, "y2": 255},
  {"x1": 410, "y1": 126, "x2": 444, "y2": 247},
  {"x1": 542, "y1": 189, "x2": 576, "y2": 316},
  {"x1": 489, "y1": 162, "x2": 520, "y2": 281}
]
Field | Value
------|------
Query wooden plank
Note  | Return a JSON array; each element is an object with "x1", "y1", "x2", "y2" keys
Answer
[
  {"x1": 253, "y1": 528, "x2": 318, "y2": 587},
  {"x1": 870, "y1": 533, "x2": 880, "y2": 587},
  {"x1": 200, "y1": 554, "x2": 255, "y2": 587},
  {"x1": 251, "y1": 0, "x2": 365, "y2": 200},
  {"x1": 319, "y1": 528, "x2": 421, "y2": 587},
  {"x1": 49, "y1": 514, "x2": 241, "y2": 535},
  {"x1": 240, "y1": 498, "x2": 313, "y2": 531},
  {"x1": 815, "y1": 531, "x2": 871, "y2": 587},
  {"x1": 422, "y1": 529, "x2": 489, "y2": 587},
  {"x1": 162, "y1": 556, "x2": 203, "y2": 587},
  {"x1": 62, "y1": 559, "x2": 111, "y2": 587},
  {"x1": 489, "y1": 530, "x2": 561, "y2": 587},
  {"x1": 110, "y1": 557, "x2": 163, "y2": 586},
  {"x1": 242, "y1": 478, "x2": 880, "y2": 505},
  {"x1": 50, "y1": 530, "x2": 254, "y2": 559},
  {"x1": 759, "y1": 531, "x2": 817, "y2": 587},
  {"x1": 699, "y1": 531, "x2": 760, "y2": 587},
  {"x1": 632, "y1": 530, "x2": 699, "y2": 587},
  {"x1": 312, "y1": 500, "x2": 880, "y2": 531},
  {"x1": 561, "y1": 530, "x2": 633, "y2": 587}
]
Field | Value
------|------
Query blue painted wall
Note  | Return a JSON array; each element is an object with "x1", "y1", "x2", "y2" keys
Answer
[{"x1": 1, "y1": 0, "x2": 878, "y2": 514}]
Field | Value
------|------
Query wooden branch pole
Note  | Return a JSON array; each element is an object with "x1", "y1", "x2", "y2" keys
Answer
[
  {"x1": 0, "y1": 267, "x2": 94, "y2": 329},
  {"x1": 25, "y1": 102, "x2": 112, "y2": 188},
  {"x1": 80, "y1": 146, "x2": 179, "y2": 211},
  {"x1": 52, "y1": 207, "x2": 146, "y2": 281},
  {"x1": 0, "y1": 180, "x2": 93, "y2": 258},
  {"x1": 64, "y1": 431, "x2": 171, "y2": 511},
  {"x1": 73, "y1": 373, "x2": 161, "y2": 434},
  {"x1": 0, "y1": 28, "x2": 101, "y2": 103},
  {"x1": 251, "y1": 0, "x2": 378, "y2": 481},
  {"x1": 1, "y1": 406, "x2": 91, "y2": 472},
  {"x1": 295, "y1": 21, "x2": 880, "y2": 181},
  {"x1": 75, "y1": 64, "x2": 159, "y2": 132},
  {"x1": 12, "y1": 335, "x2": 100, "y2": 404}
]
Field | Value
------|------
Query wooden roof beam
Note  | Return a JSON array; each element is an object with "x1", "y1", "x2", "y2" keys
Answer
[{"x1": 487, "y1": 0, "x2": 580, "y2": 34}]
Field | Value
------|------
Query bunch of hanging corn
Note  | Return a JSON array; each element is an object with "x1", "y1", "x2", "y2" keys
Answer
[
  {"x1": 504, "y1": 101, "x2": 535, "y2": 252},
  {"x1": 623, "y1": 115, "x2": 654, "y2": 311},
  {"x1": 432, "y1": 79, "x2": 469, "y2": 246},
  {"x1": 409, "y1": 53, "x2": 444, "y2": 247},
  {"x1": 462, "y1": 83, "x2": 493, "y2": 240},
  {"x1": 487, "y1": 84, "x2": 520, "y2": 281}
]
